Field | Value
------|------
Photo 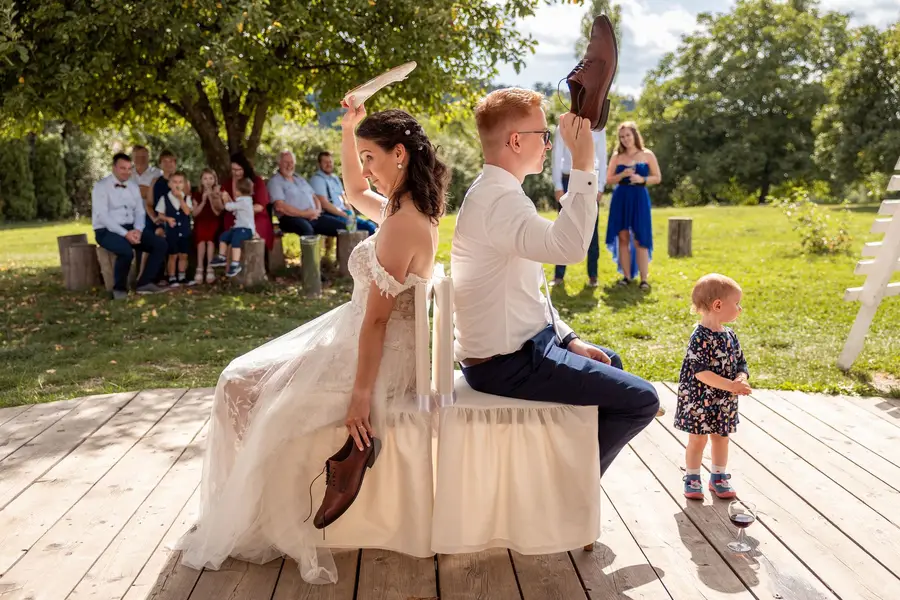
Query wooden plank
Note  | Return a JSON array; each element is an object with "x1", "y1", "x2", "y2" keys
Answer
[
  {"x1": 122, "y1": 489, "x2": 202, "y2": 600},
  {"x1": 631, "y1": 418, "x2": 838, "y2": 599},
  {"x1": 0, "y1": 392, "x2": 136, "y2": 510},
  {"x1": 871, "y1": 218, "x2": 894, "y2": 234},
  {"x1": 0, "y1": 405, "x2": 30, "y2": 428},
  {"x1": 272, "y1": 553, "x2": 360, "y2": 600},
  {"x1": 438, "y1": 549, "x2": 520, "y2": 600},
  {"x1": 707, "y1": 397, "x2": 900, "y2": 577},
  {"x1": 878, "y1": 198, "x2": 899, "y2": 212},
  {"x1": 655, "y1": 385, "x2": 900, "y2": 599},
  {"x1": 833, "y1": 393, "x2": 900, "y2": 428},
  {"x1": 0, "y1": 396, "x2": 84, "y2": 462},
  {"x1": 0, "y1": 389, "x2": 186, "y2": 576},
  {"x1": 0, "y1": 388, "x2": 209, "y2": 600},
  {"x1": 356, "y1": 550, "x2": 437, "y2": 600},
  {"x1": 751, "y1": 389, "x2": 900, "y2": 492},
  {"x1": 777, "y1": 390, "x2": 900, "y2": 467},
  {"x1": 862, "y1": 241, "x2": 882, "y2": 257},
  {"x1": 570, "y1": 493, "x2": 671, "y2": 600},
  {"x1": 736, "y1": 391, "x2": 900, "y2": 528},
  {"x1": 67, "y1": 422, "x2": 209, "y2": 600},
  {"x1": 511, "y1": 553, "x2": 585, "y2": 600},
  {"x1": 603, "y1": 444, "x2": 753, "y2": 599},
  {"x1": 855, "y1": 257, "x2": 900, "y2": 275},
  {"x1": 187, "y1": 558, "x2": 282, "y2": 600},
  {"x1": 844, "y1": 282, "x2": 900, "y2": 301}
]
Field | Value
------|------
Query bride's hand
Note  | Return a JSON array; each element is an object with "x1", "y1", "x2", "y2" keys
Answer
[
  {"x1": 345, "y1": 389, "x2": 375, "y2": 450},
  {"x1": 341, "y1": 97, "x2": 367, "y2": 130}
]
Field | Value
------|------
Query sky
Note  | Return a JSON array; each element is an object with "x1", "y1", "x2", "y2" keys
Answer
[{"x1": 494, "y1": 0, "x2": 900, "y2": 98}]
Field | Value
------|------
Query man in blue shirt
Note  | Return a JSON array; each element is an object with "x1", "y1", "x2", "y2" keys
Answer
[
  {"x1": 268, "y1": 150, "x2": 346, "y2": 238},
  {"x1": 92, "y1": 153, "x2": 169, "y2": 299},
  {"x1": 309, "y1": 151, "x2": 377, "y2": 235}
]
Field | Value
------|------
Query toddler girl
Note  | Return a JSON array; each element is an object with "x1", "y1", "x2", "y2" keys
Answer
[
  {"x1": 192, "y1": 168, "x2": 228, "y2": 284},
  {"x1": 676, "y1": 273, "x2": 751, "y2": 500},
  {"x1": 210, "y1": 177, "x2": 256, "y2": 277}
]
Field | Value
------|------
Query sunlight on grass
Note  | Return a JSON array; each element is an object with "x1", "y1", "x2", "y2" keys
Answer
[{"x1": 1, "y1": 205, "x2": 898, "y2": 406}]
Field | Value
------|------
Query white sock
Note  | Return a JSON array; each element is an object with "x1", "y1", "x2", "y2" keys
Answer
[
  {"x1": 686, "y1": 467, "x2": 701, "y2": 476},
  {"x1": 712, "y1": 464, "x2": 726, "y2": 474}
]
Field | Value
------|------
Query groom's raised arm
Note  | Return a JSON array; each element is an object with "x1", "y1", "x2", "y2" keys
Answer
[{"x1": 487, "y1": 171, "x2": 598, "y2": 264}]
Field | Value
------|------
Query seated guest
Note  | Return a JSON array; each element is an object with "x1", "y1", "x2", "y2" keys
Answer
[
  {"x1": 210, "y1": 178, "x2": 257, "y2": 278},
  {"x1": 92, "y1": 153, "x2": 168, "y2": 299},
  {"x1": 310, "y1": 150, "x2": 377, "y2": 235},
  {"x1": 268, "y1": 150, "x2": 345, "y2": 238},
  {"x1": 222, "y1": 152, "x2": 275, "y2": 253}
]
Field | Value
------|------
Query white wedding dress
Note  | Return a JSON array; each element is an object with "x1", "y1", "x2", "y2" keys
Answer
[{"x1": 177, "y1": 231, "x2": 436, "y2": 584}]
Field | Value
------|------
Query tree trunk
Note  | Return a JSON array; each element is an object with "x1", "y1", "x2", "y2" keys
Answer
[
  {"x1": 667, "y1": 217, "x2": 693, "y2": 258},
  {"x1": 758, "y1": 159, "x2": 772, "y2": 204}
]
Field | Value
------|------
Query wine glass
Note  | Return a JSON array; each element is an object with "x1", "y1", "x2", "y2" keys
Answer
[{"x1": 727, "y1": 499, "x2": 756, "y2": 553}]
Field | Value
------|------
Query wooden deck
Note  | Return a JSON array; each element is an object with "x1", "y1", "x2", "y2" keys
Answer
[{"x1": 0, "y1": 385, "x2": 899, "y2": 599}]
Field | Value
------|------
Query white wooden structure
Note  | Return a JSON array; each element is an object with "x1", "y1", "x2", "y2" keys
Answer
[{"x1": 838, "y1": 156, "x2": 900, "y2": 371}]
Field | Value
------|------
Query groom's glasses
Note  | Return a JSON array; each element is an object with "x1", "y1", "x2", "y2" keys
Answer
[{"x1": 516, "y1": 130, "x2": 552, "y2": 145}]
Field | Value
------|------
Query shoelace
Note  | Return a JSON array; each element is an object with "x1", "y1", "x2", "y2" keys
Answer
[{"x1": 303, "y1": 465, "x2": 332, "y2": 540}]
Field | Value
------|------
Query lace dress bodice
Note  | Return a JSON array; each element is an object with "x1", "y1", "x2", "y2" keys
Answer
[{"x1": 347, "y1": 233, "x2": 427, "y2": 319}]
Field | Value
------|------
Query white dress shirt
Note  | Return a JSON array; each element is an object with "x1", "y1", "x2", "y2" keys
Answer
[
  {"x1": 130, "y1": 165, "x2": 162, "y2": 188},
  {"x1": 450, "y1": 164, "x2": 599, "y2": 361},
  {"x1": 91, "y1": 174, "x2": 146, "y2": 236},
  {"x1": 156, "y1": 191, "x2": 193, "y2": 215},
  {"x1": 552, "y1": 128, "x2": 607, "y2": 191}
]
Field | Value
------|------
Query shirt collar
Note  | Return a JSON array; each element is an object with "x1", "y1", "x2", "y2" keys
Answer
[{"x1": 481, "y1": 164, "x2": 522, "y2": 190}]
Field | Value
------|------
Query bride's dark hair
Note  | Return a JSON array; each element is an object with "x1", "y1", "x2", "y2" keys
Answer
[{"x1": 355, "y1": 109, "x2": 448, "y2": 224}]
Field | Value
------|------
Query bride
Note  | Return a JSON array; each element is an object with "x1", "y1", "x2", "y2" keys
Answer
[{"x1": 177, "y1": 99, "x2": 449, "y2": 584}]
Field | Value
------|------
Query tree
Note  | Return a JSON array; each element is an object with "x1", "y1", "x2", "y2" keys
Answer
[
  {"x1": 0, "y1": 137, "x2": 36, "y2": 220},
  {"x1": 814, "y1": 23, "x2": 900, "y2": 194},
  {"x1": 1, "y1": 0, "x2": 563, "y2": 176},
  {"x1": 574, "y1": 0, "x2": 622, "y2": 60},
  {"x1": 639, "y1": 0, "x2": 850, "y2": 204},
  {"x1": 33, "y1": 133, "x2": 71, "y2": 220}
]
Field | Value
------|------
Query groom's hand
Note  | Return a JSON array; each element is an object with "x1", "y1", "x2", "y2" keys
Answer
[
  {"x1": 567, "y1": 338, "x2": 611, "y2": 365},
  {"x1": 558, "y1": 113, "x2": 595, "y2": 173}
]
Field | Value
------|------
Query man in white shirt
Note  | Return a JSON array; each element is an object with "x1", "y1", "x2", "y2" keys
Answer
[
  {"x1": 451, "y1": 88, "x2": 659, "y2": 475},
  {"x1": 551, "y1": 126, "x2": 607, "y2": 287},
  {"x1": 92, "y1": 153, "x2": 168, "y2": 298},
  {"x1": 129, "y1": 145, "x2": 162, "y2": 207}
]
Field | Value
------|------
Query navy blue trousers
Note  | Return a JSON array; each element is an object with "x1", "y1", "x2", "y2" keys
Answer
[
  {"x1": 461, "y1": 326, "x2": 659, "y2": 475},
  {"x1": 95, "y1": 226, "x2": 167, "y2": 291},
  {"x1": 555, "y1": 173, "x2": 600, "y2": 280}
]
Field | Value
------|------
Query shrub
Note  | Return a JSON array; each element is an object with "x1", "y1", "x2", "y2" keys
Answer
[
  {"x1": 0, "y1": 137, "x2": 37, "y2": 221},
  {"x1": 773, "y1": 186, "x2": 853, "y2": 255},
  {"x1": 34, "y1": 134, "x2": 71, "y2": 219}
]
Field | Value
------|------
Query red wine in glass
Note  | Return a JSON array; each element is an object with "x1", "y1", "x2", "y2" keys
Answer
[{"x1": 727, "y1": 500, "x2": 756, "y2": 552}]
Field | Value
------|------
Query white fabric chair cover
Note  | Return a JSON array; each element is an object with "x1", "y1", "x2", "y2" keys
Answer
[
  {"x1": 430, "y1": 275, "x2": 602, "y2": 554},
  {"x1": 313, "y1": 280, "x2": 435, "y2": 557}
]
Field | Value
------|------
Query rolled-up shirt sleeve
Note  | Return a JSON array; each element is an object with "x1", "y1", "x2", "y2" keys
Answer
[{"x1": 488, "y1": 169, "x2": 599, "y2": 264}]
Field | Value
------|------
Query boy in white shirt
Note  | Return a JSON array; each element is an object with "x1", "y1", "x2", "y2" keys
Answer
[{"x1": 210, "y1": 178, "x2": 256, "y2": 277}]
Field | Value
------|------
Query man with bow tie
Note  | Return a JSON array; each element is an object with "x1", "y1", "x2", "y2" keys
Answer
[{"x1": 92, "y1": 152, "x2": 169, "y2": 299}]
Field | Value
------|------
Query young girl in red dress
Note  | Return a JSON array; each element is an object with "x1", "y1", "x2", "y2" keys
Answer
[{"x1": 192, "y1": 168, "x2": 229, "y2": 284}]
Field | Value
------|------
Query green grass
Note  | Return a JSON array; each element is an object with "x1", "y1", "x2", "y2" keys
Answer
[{"x1": 1, "y1": 204, "x2": 898, "y2": 407}]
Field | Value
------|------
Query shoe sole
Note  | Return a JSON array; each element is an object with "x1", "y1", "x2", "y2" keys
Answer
[
  {"x1": 684, "y1": 491, "x2": 705, "y2": 500},
  {"x1": 315, "y1": 437, "x2": 382, "y2": 529}
]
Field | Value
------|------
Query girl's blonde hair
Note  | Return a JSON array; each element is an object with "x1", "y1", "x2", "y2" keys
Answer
[
  {"x1": 691, "y1": 273, "x2": 742, "y2": 313},
  {"x1": 616, "y1": 121, "x2": 645, "y2": 155},
  {"x1": 200, "y1": 167, "x2": 218, "y2": 189}
]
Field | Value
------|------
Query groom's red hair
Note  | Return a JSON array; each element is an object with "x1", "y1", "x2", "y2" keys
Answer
[{"x1": 475, "y1": 88, "x2": 544, "y2": 145}]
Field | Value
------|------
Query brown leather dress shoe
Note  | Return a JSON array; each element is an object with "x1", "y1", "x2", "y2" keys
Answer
[
  {"x1": 567, "y1": 14, "x2": 618, "y2": 131},
  {"x1": 312, "y1": 435, "x2": 382, "y2": 529}
]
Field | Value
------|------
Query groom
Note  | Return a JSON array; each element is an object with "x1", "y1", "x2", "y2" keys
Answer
[{"x1": 450, "y1": 88, "x2": 660, "y2": 475}]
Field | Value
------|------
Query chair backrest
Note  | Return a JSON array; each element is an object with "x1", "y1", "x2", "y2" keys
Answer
[
  {"x1": 430, "y1": 274, "x2": 456, "y2": 406},
  {"x1": 414, "y1": 281, "x2": 431, "y2": 411}
]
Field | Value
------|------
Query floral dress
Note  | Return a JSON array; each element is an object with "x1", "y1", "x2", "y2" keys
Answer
[{"x1": 675, "y1": 324, "x2": 748, "y2": 436}]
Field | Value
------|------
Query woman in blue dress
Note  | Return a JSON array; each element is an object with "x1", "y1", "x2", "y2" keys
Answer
[{"x1": 605, "y1": 122, "x2": 661, "y2": 290}]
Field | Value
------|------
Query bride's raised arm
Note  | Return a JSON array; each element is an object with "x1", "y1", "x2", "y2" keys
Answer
[{"x1": 341, "y1": 98, "x2": 389, "y2": 225}]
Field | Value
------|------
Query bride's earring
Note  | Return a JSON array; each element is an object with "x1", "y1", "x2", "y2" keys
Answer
[{"x1": 397, "y1": 163, "x2": 402, "y2": 169}]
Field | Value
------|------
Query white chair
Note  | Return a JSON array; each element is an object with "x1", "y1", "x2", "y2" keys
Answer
[
  {"x1": 314, "y1": 281, "x2": 435, "y2": 558},
  {"x1": 429, "y1": 275, "x2": 601, "y2": 555}
]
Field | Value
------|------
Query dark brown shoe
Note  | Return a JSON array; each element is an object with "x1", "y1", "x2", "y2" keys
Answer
[
  {"x1": 567, "y1": 14, "x2": 618, "y2": 131},
  {"x1": 312, "y1": 435, "x2": 382, "y2": 529}
]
